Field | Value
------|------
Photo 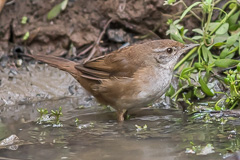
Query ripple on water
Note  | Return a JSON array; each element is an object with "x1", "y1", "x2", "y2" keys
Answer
[{"x1": 0, "y1": 98, "x2": 238, "y2": 160}]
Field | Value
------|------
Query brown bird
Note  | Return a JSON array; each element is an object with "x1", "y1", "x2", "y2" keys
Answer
[{"x1": 26, "y1": 40, "x2": 198, "y2": 121}]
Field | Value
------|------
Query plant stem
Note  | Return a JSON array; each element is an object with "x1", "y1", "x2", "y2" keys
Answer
[
  {"x1": 225, "y1": 46, "x2": 239, "y2": 57},
  {"x1": 171, "y1": 89, "x2": 182, "y2": 100},
  {"x1": 174, "y1": 47, "x2": 198, "y2": 70},
  {"x1": 180, "y1": 0, "x2": 202, "y2": 21},
  {"x1": 218, "y1": 0, "x2": 237, "y2": 19},
  {"x1": 230, "y1": 100, "x2": 238, "y2": 110},
  {"x1": 183, "y1": 36, "x2": 198, "y2": 43},
  {"x1": 214, "y1": 0, "x2": 223, "y2": 6},
  {"x1": 203, "y1": 0, "x2": 214, "y2": 46},
  {"x1": 210, "y1": 4, "x2": 238, "y2": 36},
  {"x1": 214, "y1": 98, "x2": 224, "y2": 110}
]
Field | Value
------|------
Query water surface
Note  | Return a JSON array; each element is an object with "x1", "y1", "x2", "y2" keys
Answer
[{"x1": 0, "y1": 97, "x2": 239, "y2": 160}]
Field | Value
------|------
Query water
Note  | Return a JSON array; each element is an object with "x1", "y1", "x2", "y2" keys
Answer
[{"x1": 0, "y1": 97, "x2": 239, "y2": 160}]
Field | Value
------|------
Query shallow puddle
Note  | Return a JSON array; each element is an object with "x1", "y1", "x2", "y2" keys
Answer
[{"x1": 0, "y1": 97, "x2": 240, "y2": 160}]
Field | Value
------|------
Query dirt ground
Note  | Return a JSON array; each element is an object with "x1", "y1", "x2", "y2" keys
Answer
[
  {"x1": 0, "y1": 0, "x2": 200, "y2": 56},
  {"x1": 0, "y1": 0, "x2": 200, "y2": 106}
]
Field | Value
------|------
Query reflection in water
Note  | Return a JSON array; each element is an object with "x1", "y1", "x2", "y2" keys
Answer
[{"x1": 0, "y1": 97, "x2": 240, "y2": 160}]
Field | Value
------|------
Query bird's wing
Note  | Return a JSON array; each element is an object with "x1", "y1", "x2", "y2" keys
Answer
[{"x1": 75, "y1": 46, "x2": 143, "y2": 81}]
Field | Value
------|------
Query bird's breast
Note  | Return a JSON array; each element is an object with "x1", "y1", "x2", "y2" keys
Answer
[{"x1": 134, "y1": 66, "x2": 173, "y2": 102}]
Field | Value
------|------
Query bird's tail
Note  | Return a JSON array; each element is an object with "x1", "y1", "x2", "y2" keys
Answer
[{"x1": 25, "y1": 54, "x2": 79, "y2": 76}]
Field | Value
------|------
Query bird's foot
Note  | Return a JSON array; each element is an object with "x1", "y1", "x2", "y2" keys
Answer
[{"x1": 117, "y1": 109, "x2": 127, "y2": 122}]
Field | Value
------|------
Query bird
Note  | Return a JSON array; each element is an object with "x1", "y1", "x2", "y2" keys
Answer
[{"x1": 26, "y1": 39, "x2": 198, "y2": 122}]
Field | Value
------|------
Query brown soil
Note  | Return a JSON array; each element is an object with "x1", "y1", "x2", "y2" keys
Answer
[{"x1": 0, "y1": 0, "x2": 200, "y2": 56}]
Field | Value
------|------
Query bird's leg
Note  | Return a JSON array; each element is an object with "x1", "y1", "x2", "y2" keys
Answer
[{"x1": 117, "y1": 109, "x2": 127, "y2": 122}]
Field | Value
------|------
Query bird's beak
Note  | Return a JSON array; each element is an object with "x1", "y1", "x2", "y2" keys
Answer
[{"x1": 180, "y1": 43, "x2": 199, "y2": 54}]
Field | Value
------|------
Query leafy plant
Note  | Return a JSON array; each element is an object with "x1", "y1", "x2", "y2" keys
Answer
[
  {"x1": 185, "y1": 142, "x2": 215, "y2": 155},
  {"x1": 135, "y1": 124, "x2": 148, "y2": 132},
  {"x1": 165, "y1": 0, "x2": 240, "y2": 112},
  {"x1": 37, "y1": 107, "x2": 63, "y2": 126},
  {"x1": 50, "y1": 107, "x2": 63, "y2": 125},
  {"x1": 37, "y1": 108, "x2": 48, "y2": 121},
  {"x1": 215, "y1": 65, "x2": 240, "y2": 110}
]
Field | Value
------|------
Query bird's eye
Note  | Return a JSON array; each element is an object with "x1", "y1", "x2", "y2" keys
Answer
[{"x1": 167, "y1": 48, "x2": 173, "y2": 54}]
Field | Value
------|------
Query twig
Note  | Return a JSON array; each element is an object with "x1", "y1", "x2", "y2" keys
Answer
[
  {"x1": 173, "y1": 0, "x2": 201, "y2": 22},
  {"x1": 83, "y1": 18, "x2": 113, "y2": 64},
  {"x1": 5, "y1": 0, "x2": 15, "y2": 5},
  {"x1": 77, "y1": 44, "x2": 94, "y2": 57},
  {"x1": 134, "y1": 23, "x2": 161, "y2": 40}
]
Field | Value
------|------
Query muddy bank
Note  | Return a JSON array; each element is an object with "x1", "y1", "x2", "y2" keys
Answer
[
  {"x1": 0, "y1": 63, "x2": 90, "y2": 106},
  {"x1": 0, "y1": 0, "x2": 200, "y2": 56}
]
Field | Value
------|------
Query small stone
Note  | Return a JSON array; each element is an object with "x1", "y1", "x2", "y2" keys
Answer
[{"x1": 16, "y1": 59, "x2": 23, "y2": 67}]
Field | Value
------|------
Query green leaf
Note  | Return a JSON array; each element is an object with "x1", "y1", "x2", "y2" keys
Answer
[
  {"x1": 202, "y1": 0, "x2": 212, "y2": 13},
  {"x1": 178, "y1": 80, "x2": 183, "y2": 88},
  {"x1": 61, "y1": 0, "x2": 68, "y2": 10},
  {"x1": 230, "y1": 24, "x2": 240, "y2": 31},
  {"x1": 165, "y1": 84, "x2": 175, "y2": 97},
  {"x1": 169, "y1": 24, "x2": 185, "y2": 43},
  {"x1": 206, "y1": 46, "x2": 214, "y2": 64},
  {"x1": 208, "y1": 22, "x2": 220, "y2": 32},
  {"x1": 229, "y1": 3, "x2": 237, "y2": 9},
  {"x1": 164, "y1": 0, "x2": 176, "y2": 5},
  {"x1": 220, "y1": 48, "x2": 229, "y2": 59},
  {"x1": 180, "y1": 67, "x2": 194, "y2": 79},
  {"x1": 216, "y1": 23, "x2": 229, "y2": 35},
  {"x1": 47, "y1": 3, "x2": 62, "y2": 20},
  {"x1": 21, "y1": 16, "x2": 28, "y2": 24},
  {"x1": 199, "y1": 77, "x2": 214, "y2": 96},
  {"x1": 226, "y1": 33, "x2": 239, "y2": 47},
  {"x1": 214, "y1": 103, "x2": 222, "y2": 111},
  {"x1": 215, "y1": 59, "x2": 240, "y2": 68},
  {"x1": 47, "y1": 0, "x2": 68, "y2": 20},
  {"x1": 194, "y1": 87, "x2": 205, "y2": 99},
  {"x1": 213, "y1": 42, "x2": 225, "y2": 47},
  {"x1": 194, "y1": 62, "x2": 204, "y2": 69},
  {"x1": 180, "y1": 2, "x2": 201, "y2": 20},
  {"x1": 192, "y1": 36, "x2": 202, "y2": 40},
  {"x1": 239, "y1": 36, "x2": 240, "y2": 56},
  {"x1": 224, "y1": 77, "x2": 230, "y2": 85},
  {"x1": 173, "y1": 19, "x2": 180, "y2": 25},
  {"x1": 237, "y1": 63, "x2": 240, "y2": 72},
  {"x1": 230, "y1": 84, "x2": 238, "y2": 97},
  {"x1": 183, "y1": 29, "x2": 188, "y2": 35},
  {"x1": 204, "y1": 70, "x2": 211, "y2": 82},
  {"x1": 213, "y1": 32, "x2": 229, "y2": 43},
  {"x1": 228, "y1": 10, "x2": 240, "y2": 27},
  {"x1": 167, "y1": 19, "x2": 173, "y2": 25},
  {"x1": 22, "y1": 31, "x2": 30, "y2": 41},
  {"x1": 185, "y1": 90, "x2": 193, "y2": 99},
  {"x1": 201, "y1": 45, "x2": 208, "y2": 62},
  {"x1": 192, "y1": 28, "x2": 203, "y2": 35}
]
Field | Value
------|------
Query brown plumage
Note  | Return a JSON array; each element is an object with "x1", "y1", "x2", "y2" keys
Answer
[{"x1": 26, "y1": 40, "x2": 198, "y2": 121}]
